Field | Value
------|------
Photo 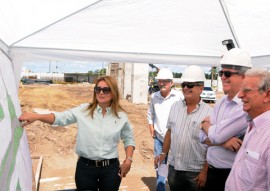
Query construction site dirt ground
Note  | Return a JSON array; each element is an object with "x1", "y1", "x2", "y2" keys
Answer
[{"x1": 19, "y1": 83, "x2": 221, "y2": 191}]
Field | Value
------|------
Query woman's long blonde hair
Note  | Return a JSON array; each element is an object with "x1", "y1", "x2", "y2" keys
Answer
[{"x1": 87, "y1": 76, "x2": 125, "y2": 118}]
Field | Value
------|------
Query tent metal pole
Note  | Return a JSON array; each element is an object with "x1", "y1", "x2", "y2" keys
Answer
[
  {"x1": 0, "y1": 49, "x2": 12, "y2": 62},
  {"x1": 219, "y1": 0, "x2": 241, "y2": 48}
]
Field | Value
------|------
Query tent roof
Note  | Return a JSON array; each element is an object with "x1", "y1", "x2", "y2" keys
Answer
[{"x1": 1, "y1": 0, "x2": 270, "y2": 68}]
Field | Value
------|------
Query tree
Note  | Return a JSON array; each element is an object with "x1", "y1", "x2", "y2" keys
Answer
[
  {"x1": 173, "y1": 72, "x2": 182, "y2": 78},
  {"x1": 99, "y1": 68, "x2": 106, "y2": 76},
  {"x1": 209, "y1": 67, "x2": 218, "y2": 87}
]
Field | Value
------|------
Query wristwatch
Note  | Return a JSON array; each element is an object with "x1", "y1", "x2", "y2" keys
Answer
[{"x1": 160, "y1": 152, "x2": 167, "y2": 157}]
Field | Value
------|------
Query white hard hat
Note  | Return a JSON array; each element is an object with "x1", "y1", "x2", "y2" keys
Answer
[
  {"x1": 181, "y1": 65, "x2": 206, "y2": 82},
  {"x1": 156, "y1": 68, "x2": 173, "y2": 80},
  {"x1": 220, "y1": 48, "x2": 252, "y2": 71}
]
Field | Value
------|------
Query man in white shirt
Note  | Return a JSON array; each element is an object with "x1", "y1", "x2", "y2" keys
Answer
[{"x1": 147, "y1": 68, "x2": 182, "y2": 191}]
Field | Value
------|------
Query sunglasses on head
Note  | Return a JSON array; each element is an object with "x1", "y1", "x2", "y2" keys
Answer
[
  {"x1": 218, "y1": 70, "x2": 239, "y2": 78},
  {"x1": 94, "y1": 86, "x2": 111, "y2": 94},
  {"x1": 181, "y1": 83, "x2": 200, "y2": 89}
]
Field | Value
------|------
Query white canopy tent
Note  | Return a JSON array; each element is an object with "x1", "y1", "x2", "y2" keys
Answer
[
  {"x1": 1, "y1": 0, "x2": 270, "y2": 190},
  {"x1": 0, "y1": 0, "x2": 269, "y2": 83}
]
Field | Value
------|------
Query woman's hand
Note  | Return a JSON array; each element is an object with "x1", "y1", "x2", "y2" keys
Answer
[
  {"x1": 19, "y1": 112, "x2": 39, "y2": 127},
  {"x1": 118, "y1": 158, "x2": 132, "y2": 178},
  {"x1": 19, "y1": 112, "x2": 55, "y2": 127}
]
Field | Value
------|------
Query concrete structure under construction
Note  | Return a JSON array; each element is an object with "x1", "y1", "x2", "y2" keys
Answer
[{"x1": 107, "y1": 63, "x2": 148, "y2": 104}]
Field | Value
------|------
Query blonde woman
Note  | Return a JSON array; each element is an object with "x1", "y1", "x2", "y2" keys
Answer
[{"x1": 20, "y1": 76, "x2": 135, "y2": 191}]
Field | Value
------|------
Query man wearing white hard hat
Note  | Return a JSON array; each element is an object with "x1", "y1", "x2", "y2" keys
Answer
[
  {"x1": 157, "y1": 65, "x2": 212, "y2": 191},
  {"x1": 147, "y1": 68, "x2": 182, "y2": 191},
  {"x1": 200, "y1": 48, "x2": 252, "y2": 191}
]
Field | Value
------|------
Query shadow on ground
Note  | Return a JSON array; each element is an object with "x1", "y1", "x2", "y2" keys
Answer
[{"x1": 141, "y1": 177, "x2": 170, "y2": 191}]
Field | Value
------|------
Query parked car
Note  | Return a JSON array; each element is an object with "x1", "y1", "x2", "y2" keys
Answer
[
  {"x1": 201, "y1": 87, "x2": 216, "y2": 103},
  {"x1": 21, "y1": 78, "x2": 53, "y2": 85}
]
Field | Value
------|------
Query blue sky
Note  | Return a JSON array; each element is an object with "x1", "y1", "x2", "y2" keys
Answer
[{"x1": 22, "y1": 61, "x2": 211, "y2": 74}]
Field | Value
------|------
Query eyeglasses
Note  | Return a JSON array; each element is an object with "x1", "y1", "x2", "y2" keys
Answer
[
  {"x1": 240, "y1": 87, "x2": 259, "y2": 94},
  {"x1": 181, "y1": 83, "x2": 200, "y2": 89},
  {"x1": 94, "y1": 86, "x2": 111, "y2": 94},
  {"x1": 218, "y1": 70, "x2": 239, "y2": 78}
]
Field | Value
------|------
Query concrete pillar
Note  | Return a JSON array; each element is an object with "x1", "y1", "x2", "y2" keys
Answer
[
  {"x1": 131, "y1": 63, "x2": 148, "y2": 104},
  {"x1": 123, "y1": 63, "x2": 132, "y2": 100}
]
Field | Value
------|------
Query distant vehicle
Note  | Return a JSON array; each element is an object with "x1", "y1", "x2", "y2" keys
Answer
[
  {"x1": 36, "y1": 79, "x2": 53, "y2": 85},
  {"x1": 148, "y1": 84, "x2": 160, "y2": 94},
  {"x1": 201, "y1": 87, "x2": 216, "y2": 103},
  {"x1": 148, "y1": 63, "x2": 160, "y2": 94},
  {"x1": 21, "y1": 78, "x2": 53, "y2": 85},
  {"x1": 21, "y1": 78, "x2": 36, "y2": 84}
]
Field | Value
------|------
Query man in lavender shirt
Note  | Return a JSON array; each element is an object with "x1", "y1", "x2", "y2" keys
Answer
[
  {"x1": 200, "y1": 48, "x2": 252, "y2": 191},
  {"x1": 225, "y1": 68, "x2": 270, "y2": 191}
]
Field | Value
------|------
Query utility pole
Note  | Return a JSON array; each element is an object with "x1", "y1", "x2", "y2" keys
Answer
[{"x1": 49, "y1": 61, "x2": 51, "y2": 73}]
